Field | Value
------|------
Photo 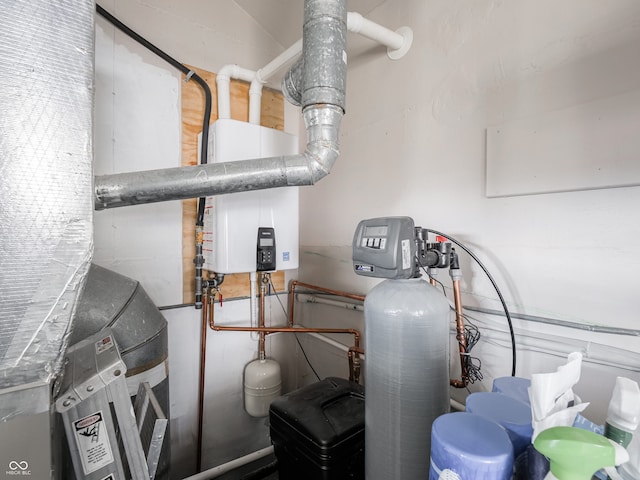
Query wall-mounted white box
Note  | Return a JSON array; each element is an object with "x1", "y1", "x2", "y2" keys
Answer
[{"x1": 203, "y1": 119, "x2": 299, "y2": 274}]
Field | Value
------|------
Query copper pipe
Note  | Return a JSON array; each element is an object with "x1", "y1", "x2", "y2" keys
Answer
[
  {"x1": 348, "y1": 346, "x2": 364, "y2": 384},
  {"x1": 288, "y1": 280, "x2": 365, "y2": 326},
  {"x1": 207, "y1": 280, "x2": 365, "y2": 383},
  {"x1": 210, "y1": 324, "x2": 361, "y2": 349},
  {"x1": 288, "y1": 279, "x2": 467, "y2": 387},
  {"x1": 290, "y1": 280, "x2": 366, "y2": 301},
  {"x1": 350, "y1": 346, "x2": 364, "y2": 355},
  {"x1": 450, "y1": 278, "x2": 469, "y2": 388},
  {"x1": 287, "y1": 281, "x2": 296, "y2": 327},
  {"x1": 197, "y1": 289, "x2": 209, "y2": 471},
  {"x1": 208, "y1": 295, "x2": 362, "y2": 381},
  {"x1": 450, "y1": 378, "x2": 466, "y2": 388},
  {"x1": 258, "y1": 273, "x2": 267, "y2": 359},
  {"x1": 347, "y1": 350, "x2": 354, "y2": 382},
  {"x1": 207, "y1": 295, "x2": 360, "y2": 348}
]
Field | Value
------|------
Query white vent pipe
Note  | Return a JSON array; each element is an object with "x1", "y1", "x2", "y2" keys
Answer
[
  {"x1": 249, "y1": 39, "x2": 303, "y2": 124},
  {"x1": 183, "y1": 446, "x2": 275, "y2": 480},
  {"x1": 247, "y1": 12, "x2": 412, "y2": 124},
  {"x1": 296, "y1": 293, "x2": 364, "y2": 312},
  {"x1": 95, "y1": 0, "x2": 347, "y2": 209},
  {"x1": 347, "y1": 12, "x2": 413, "y2": 59},
  {"x1": 216, "y1": 64, "x2": 256, "y2": 119}
]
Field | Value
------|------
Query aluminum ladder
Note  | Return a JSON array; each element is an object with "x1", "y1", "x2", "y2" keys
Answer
[{"x1": 56, "y1": 329, "x2": 167, "y2": 480}]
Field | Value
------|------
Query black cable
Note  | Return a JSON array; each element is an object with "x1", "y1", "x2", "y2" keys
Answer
[
  {"x1": 96, "y1": 4, "x2": 212, "y2": 226},
  {"x1": 460, "y1": 311, "x2": 483, "y2": 383},
  {"x1": 267, "y1": 275, "x2": 322, "y2": 381},
  {"x1": 423, "y1": 267, "x2": 447, "y2": 297},
  {"x1": 294, "y1": 334, "x2": 322, "y2": 381},
  {"x1": 426, "y1": 229, "x2": 517, "y2": 377},
  {"x1": 418, "y1": 254, "x2": 485, "y2": 383},
  {"x1": 266, "y1": 274, "x2": 286, "y2": 314}
]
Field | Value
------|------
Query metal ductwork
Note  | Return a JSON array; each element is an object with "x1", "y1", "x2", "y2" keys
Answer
[
  {"x1": 70, "y1": 264, "x2": 169, "y2": 383},
  {"x1": 0, "y1": 0, "x2": 94, "y2": 392},
  {"x1": 94, "y1": 0, "x2": 347, "y2": 210},
  {"x1": 70, "y1": 263, "x2": 170, "y2": 479},
  {"x1": 0, "y1": 0, "x2": 94, "y2": 477}
]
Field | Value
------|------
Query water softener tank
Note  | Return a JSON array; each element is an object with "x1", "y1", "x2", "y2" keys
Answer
[{"x1": 365, "y1": 277, "x2": 450, "y2": 479}]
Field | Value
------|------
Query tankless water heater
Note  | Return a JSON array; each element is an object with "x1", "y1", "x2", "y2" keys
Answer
[{"x1": 203, "y1": 120, "x2": 299, "y2": 274}]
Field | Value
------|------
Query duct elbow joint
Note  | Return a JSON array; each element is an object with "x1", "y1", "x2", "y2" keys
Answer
[
  {"x1": 301, "y1": 104, "x2": 343, "y2": 183},
  {"x1": 304, "y1": 147, "x2": 338, "y2": 183}
]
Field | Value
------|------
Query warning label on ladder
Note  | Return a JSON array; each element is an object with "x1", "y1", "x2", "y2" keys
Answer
[{"x1": 73, "y1": 411, "x2": 114, "y2": 475}]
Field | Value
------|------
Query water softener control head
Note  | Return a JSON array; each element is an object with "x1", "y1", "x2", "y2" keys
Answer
[{"x1": 352, "y1": 216, "x2": 417, "y2": 279}]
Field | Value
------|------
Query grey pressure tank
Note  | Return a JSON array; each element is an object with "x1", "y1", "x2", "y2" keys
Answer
[{"x1": 364, "y1": 277, "x2": 450, "y2": 479}]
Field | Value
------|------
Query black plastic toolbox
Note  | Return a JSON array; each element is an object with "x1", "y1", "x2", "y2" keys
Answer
[{"x1": 269, "y1": 377, "x2": 365, "y2": 480}]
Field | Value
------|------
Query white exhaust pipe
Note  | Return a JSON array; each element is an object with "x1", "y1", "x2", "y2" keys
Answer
[
  {"x1": 216, "y1": 64, "x2": 256, "y2": 120},
  {"x1": 250, "y1": 12, "x2": 411, "y2": 123}
]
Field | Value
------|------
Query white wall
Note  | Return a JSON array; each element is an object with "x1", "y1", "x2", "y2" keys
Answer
[
  {"x1": 93, "y1": 2, "x2": 298, "y2": 478},
  {"x1": 298, "y1": 0, "x2": 640, "y2": 424}
]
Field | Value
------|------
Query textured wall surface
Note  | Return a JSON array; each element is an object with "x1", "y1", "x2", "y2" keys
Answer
[{"x1": 298, "y1": 0, "x2": 640, "y2": 422}]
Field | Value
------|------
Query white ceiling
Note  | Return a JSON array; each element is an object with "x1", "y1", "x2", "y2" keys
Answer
[{"x1": 234, "y1": 0, "x2": 388, "y2": 48}]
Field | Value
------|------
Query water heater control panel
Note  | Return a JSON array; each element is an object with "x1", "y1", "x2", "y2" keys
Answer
[
  {"x1": 257, "y1": 227, "x2": 276, "y2": 271},
  {"x1": 352, "y1": 216, "x2": 417, "y2": 279}
]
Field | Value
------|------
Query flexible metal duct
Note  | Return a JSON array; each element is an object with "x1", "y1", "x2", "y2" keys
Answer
[
  {"x1": 0, "y1": 2, "x2": 93, "y2": 476},
  {"x1": 94, "y1": 0, "x2": 347, "y2": 210},
  {"x1": 0, "y1": 0, "x2": 94, "y2": 390}
]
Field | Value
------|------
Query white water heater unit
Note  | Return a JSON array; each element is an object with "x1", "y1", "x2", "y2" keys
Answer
[{"x1": 203, "y1": 119, "x2": 299, "y2": 274}]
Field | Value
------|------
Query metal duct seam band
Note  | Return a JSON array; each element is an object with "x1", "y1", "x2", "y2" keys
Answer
[{"x1": 0, "y1": 0, "x2": 94, "y2": 388}]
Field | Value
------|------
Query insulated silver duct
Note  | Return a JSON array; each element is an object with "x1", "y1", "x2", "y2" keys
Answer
[
  {"x1": 0, "y1": 0, "x2": 94, "y2": 389},
  {"x1": 0, "y1": 1, "x2": 94, "y2": 477},
  {"x1": 94, "y1": 0, "x2": 347, "y2": 210}
]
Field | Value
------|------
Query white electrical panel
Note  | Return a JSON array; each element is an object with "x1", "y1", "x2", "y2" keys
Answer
[{"x1": 203, "y1": 119, "x2": 299, "y2": 274}]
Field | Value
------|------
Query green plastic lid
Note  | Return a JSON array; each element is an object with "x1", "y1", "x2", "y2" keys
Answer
[{"x1": 533, "y1": 427, "x2": 615, "y2": 480}]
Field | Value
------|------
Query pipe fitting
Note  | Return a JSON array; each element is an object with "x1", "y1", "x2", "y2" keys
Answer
[
  {"x1": 217, "y1": 64, "x2": 256, "y2": 82},
  {"x1": 347, "y1": 12, "x2": 413, "y2": 60},
  {"x1": 282, "y1": 57, "x2": 304, "y2": 107},
  {"x1": 300, "y1": 104, "x2": 343, "y2": 182},
  {"x1": 216, "y1": 64, "x2": 256, "y2": 119},
  {"x1": 283, "y1": 0, "x2": 348, "y2": 110}
]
